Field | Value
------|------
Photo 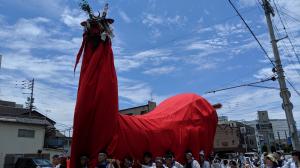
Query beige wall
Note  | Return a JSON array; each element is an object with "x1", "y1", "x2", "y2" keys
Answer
[
  {"x1": 214, "y1": 126, "x2": 240, "y2": 149},
  {"x1": 0, "y1": 122, "x2": 45, "y2": 167}
]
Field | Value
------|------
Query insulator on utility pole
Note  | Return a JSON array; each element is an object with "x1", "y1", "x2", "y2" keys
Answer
[{"x1": 262, "y1": 0, "x2": 300, "y2": 150}]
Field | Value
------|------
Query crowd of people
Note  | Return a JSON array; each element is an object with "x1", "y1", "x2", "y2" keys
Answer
[{"x1": 50, "y1": 150, "x2": 300, "y2": 168}]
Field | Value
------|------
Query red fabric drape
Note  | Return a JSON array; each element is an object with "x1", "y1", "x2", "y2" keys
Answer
[
  {"x1": 71, "y1": 24, "x2": 217, "y2": 168},
  {"x1": 110, "y1": 93, "x2": 218, "y2": 164},
  {"x1": 71, "y1": 24, "x2": 119, "y2": 168}
]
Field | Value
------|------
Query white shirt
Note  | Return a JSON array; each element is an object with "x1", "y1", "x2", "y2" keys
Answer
[
  {"x1": 141, "y1": 162, "x2": 156, "y2": 168},
  {"x1": 166, "y1": 161, "x2": 184, "y2": 168},
  {"x1": 210, "y1": 163, "x2": 221, "y2": 168},
  {"x1": 54, "y1": 164, "x2": 61, "y2": 168},
  {"x1": 200, "y1": 161, "x2": 210, "y2": 168},
  {"x1": 281, "y1": 159, "x2": 300, "y2": 168},
  {"x1": 184, "y1": 160, "x2": 201, "y2": 168}
]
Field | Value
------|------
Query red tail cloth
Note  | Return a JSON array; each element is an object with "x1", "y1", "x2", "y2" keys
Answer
[{"x1": 71, "y1": 23, "x2": 217, "y2": 168}]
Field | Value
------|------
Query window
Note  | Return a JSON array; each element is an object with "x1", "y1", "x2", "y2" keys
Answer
[{"x1": 18, "y1": 129, "x2": 35, "y2": 138}]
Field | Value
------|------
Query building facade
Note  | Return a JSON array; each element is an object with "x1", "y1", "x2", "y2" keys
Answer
[
  {"x1": 270, "y1": 119, "x2": 290, "y2": 142},
  {"x1": 245, "y1": 110, "x2": 290, "y2": 152},
  {"x1": 214, "y1": 120, "x2": 257, "y2": 153},
  {"x1": 0, "y1": 116, "x2": 48, "y2": 167},
  {"x1": 0, "y1": 100, "x2": 66, "y2": 167},
  {"x1": 119, "y1": 101, "x2": 156, "y2": 115}
]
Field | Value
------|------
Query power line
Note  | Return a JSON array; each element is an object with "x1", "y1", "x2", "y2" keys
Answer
[
  {"x1": 279, "y1": 6, "x2": 300, "y2": 23},
  {"x1": 272, "y1": 19, "x2": 300, "y2": 78},
  {"x1": 228, "y1": 0, "x2": 276, "y2": 67},
  {"x1": 247, "y1": 84, "x2": 279, "y2": 90},
  {"x1": 280, "y1": 11, "x2": 300, "y2": 24},
  {"x1": 272, "y1": 0, "x2": 300, "y2": 65},
  {"x1": 270, "y1": 3, "x2": 300, "y2": 97},
  {"x1": 205, "y1": 76, "x2": 276, "y2": 94},
  {"x1": 286, "y1": 78, "x2": 300, "y2": 97}
]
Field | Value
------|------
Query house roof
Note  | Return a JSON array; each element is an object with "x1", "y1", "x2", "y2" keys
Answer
[
  {"x1": 0, "y1": 104, "x2": 56, "y2": 125},
  {"x1": 0, "y1": 115, "x2": 49, "y2": 126}
]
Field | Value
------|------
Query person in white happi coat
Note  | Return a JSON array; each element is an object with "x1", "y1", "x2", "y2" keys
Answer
[
  {"x1": 198, "y1": 150, "x2": 210, "y2": 168},
  {"x1": 282, "y1": 150, "x2": 300, "y2": 168},
  {"x1": 95, "y1": 151, "x2": 115, "y2": 168},
  {"x1": 184, "y1": 151, "x2": 201, "y2": 168},
  {"x1": 164, "y1": 151, "x2": 183, "y2": 168},
  {"x1": 139, "y1": 152, "x2": 155, "y2": 168},
  {"x1": 154, "y1": 157, "x2": 165, "y2": 168}
]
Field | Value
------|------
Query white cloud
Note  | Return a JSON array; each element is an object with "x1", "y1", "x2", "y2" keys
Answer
[
  {"x1": 61, "y1": 8, "x2": 86, "y2": 28},
  {"x1": 115, "y1": 58, "x2": 141, "y2": 72},
  {"x1": 0, "y1": 16, "x2": 81, "y2": 54},
  {"x1": 150, "y1": 28, "x2": 162, "y2": 38},
  {"x1": 0, "y1": 17, "x2": 50, "y2": 40},
  {"x1": 2, "y1": 0, "x2": 67, "y2": 17},
  {"x1": 142, "y1": 14, "x2": 163, "y2": 26},
  {"x1": 141, "y1": 13, "x2": 187, "y2": 38},
  {"x1": 143, "y1": 66, "x2": 176, "y2": 75},
  {"x1": 214, "y1": 23, "x2": 246, "y2": 37},
  {"x1": 114, "y1": 49, "x2": 172, "y2": 72},
  {"x1": 196, "y1": 63, "x2": 217, "y2": 70},
  {"x1": 206, "y1": 86, "x2": 300, "y2": 127},
  {"x1": 118, "y1": 77, "x2": 167, "y2": 104},
  {"x1": 119, "y1": 10, "x2": 132, "y2": 23},
  {"x1": 274, "y1": 0, "x2": 300, "y2": 16},
  {"x1": 133, "y1": 49, "x2": 170, "y2": 59},
  {"x1": 239, "y1": 0, "x2": 257, "y2": 8},
  {"x1": 253, "y1": 67, "x2": 275, "y2": 79},
  {"x1": 186, "y1": 37, "x2": 229, "y2": 54},
  {"x1": 0, "y1": 16, "x2": 81, "y2": 128},
  {"x1": 142, "y1": 13, "x2": 187, "y2": 27},
  {"x1": 186, "y1": 41, "x2": 214, "y2": 51}
]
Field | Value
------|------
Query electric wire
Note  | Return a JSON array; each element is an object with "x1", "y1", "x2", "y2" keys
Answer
[
  {"x1": 205, "y1": 76, "x2": 276, "y2": 94},
  {"x1": 279, "y1": 7, "x2": 300, "y2": 24},
  {"x1": 273, "y1": 23, "x2": 300, "y2": 97},
  {"x1": 273, "y1": 21, "x2": 299, "y2": 70},
  {"x1": 272, "y1": 0, "x2": 300, "y2": 65},
  {"x1": 228, "y1": 0, "x2": 276, "y2": 67},
  {"x1": 286, "y1": 78, "x2": 300, "y2": 96}
]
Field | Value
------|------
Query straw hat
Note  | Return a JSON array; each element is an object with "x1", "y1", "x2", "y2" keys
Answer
[{"x1": 266, "y1": 154, "x2": 278, "y2": 164}]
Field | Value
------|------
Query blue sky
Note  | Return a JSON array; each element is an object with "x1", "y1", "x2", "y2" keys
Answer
[{"x1": 0, "y1": 0, "x2": 300, "y2": 132}]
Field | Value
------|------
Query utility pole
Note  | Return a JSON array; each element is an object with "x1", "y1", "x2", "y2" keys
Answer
[
  {"x1": 0, "y1": 54, "x2": 2, "y2": 69},
  {"x1": 277, "y1": 131, "x2": 281, "y2": 150},
  {"x1": 262, "y1": 0, "x2": 300, "y2": 150},
  {"x1": 29, "y1": 78, "x2": 35, "y2": 117}
]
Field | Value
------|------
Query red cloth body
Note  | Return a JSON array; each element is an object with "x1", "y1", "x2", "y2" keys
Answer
[{"x1": 71, "y1": 25, "x2": 217, "y2": 168}]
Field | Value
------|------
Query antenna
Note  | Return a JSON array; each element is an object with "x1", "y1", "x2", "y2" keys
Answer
[{"x1": 150, "y1": 92, "x2": 154, "y2": 102}]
